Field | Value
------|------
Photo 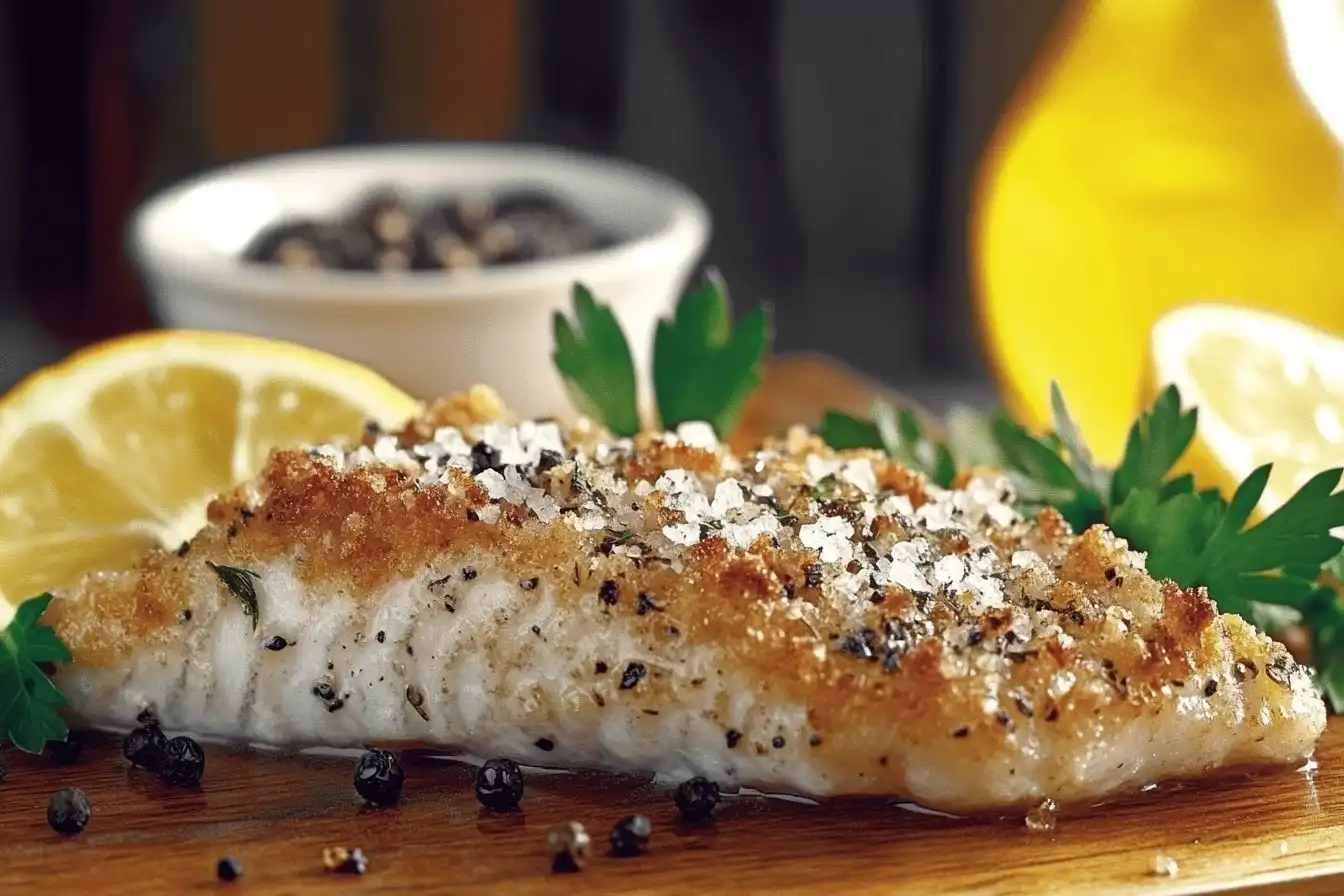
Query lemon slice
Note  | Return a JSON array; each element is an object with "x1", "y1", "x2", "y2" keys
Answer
[
  {"x1": 1148, "y1": 303, "x2": 1344, "y2": 515},
  {"x1": 0, "y1": 331, "x2": 419, "y2": 603}
]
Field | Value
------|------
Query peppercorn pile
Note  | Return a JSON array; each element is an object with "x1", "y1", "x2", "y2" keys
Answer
[{"x1": 242, "y1": 187, "x2": 612, "y2": 272}]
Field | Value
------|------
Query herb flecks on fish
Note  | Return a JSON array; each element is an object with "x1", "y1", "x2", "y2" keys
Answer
[{"x1": 206, "y1": 562, "x2": 262, "y2": 631}]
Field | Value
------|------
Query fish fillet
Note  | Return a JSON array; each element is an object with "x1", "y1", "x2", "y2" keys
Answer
[{"x1": 44, "y1": 400, "x2": 1326, "y2": 813}]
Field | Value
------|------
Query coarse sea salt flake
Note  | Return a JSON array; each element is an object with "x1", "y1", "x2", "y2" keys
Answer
[
  {"x1": 475, "y1": 469, "x2": 509, "y2": 500},
  {"x1": 433, "y1": 427, "x2": 473, "y2": 456},
  {"x1": 712, "y1": 480, "x2": 746, "y2": 515},
  {"x1": 799, "y1": 515, "x2": 854, "y2": 564},
  {"x1": 676, "y1": 421, "x2": 719, "y2": 449},
  {"x1": 1011, "y1": 550, "x2": 1039, "y2": 568},
  {"x1": 932, "y1": 555, "x2": 967, "y2": 587},
  {"x1": 987, "y1": 502, "x2": 1018, "y2": 528},
  {"x1": 841, "y1": 459, "x2": 878, "y2": 494},
  {"x1": 882, "y1": 558, "x2": 933, "y2": 594},
  {"x1": 663, "y1": 523, "x2": 702, "y2": 546},
  {"x1": 805, "y1": 455, "x2": 843, "y2": 484}
]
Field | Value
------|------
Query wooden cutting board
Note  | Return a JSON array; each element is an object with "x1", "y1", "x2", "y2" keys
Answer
[
  {"x1": 0, "y1": 722, "x2": 1341, "y2": 895},
  {"x1": 3, "y1": 356, "x2": 1340, "y2": 893}
]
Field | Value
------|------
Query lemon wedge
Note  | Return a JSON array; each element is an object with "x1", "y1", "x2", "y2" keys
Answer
[
  {"x1": 1148, "y1": 303, "x2": 1344, "y2": 515},
  {"x1": 0, "y1": 331, "x2": 419, "y2": 603}
]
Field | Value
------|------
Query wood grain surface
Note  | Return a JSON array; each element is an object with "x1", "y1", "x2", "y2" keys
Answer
[
  {"x1": 3, "y1": 355, "x2": 1339, "y2": 894},
  {"x1": 0, "y1": 722, "x2": 1342, "y2": 895}
]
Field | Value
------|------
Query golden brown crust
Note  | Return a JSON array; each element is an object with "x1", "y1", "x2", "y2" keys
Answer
[{"x1": 46, "y1": 405, "x2": 1313, "y2": 779}]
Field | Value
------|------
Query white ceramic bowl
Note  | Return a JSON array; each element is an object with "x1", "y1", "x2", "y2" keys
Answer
[{"x1": 129, "y1": 143, "x2": 710, "y2": 418}]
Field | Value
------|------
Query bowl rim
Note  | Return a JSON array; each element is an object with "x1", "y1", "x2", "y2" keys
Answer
[{"x1": 127, "y1": 142, "x2": 711, "y2": 306}]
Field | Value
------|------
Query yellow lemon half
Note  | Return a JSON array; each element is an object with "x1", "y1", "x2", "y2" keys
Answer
[
  {"x1": 0, "y1": 330, "x2": 419, "y2": 604},
  {"x1": 1148, "y1": 304, "x2": 1344, "y2": 515}
]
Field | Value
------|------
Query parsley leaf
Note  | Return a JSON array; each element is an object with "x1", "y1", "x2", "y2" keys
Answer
[
  {"x1": 1, "y1": 593, "x2": 73, "y2": 753},
  {"x1": 818, "y1": 403, "x2": 956, "y2": 487},
  {"x1": 990, "y1": 413, "x2": 1104, "y2": 530},
  {"x1": 944, "y1": 404, "x2": 1007, "y2": 469},
  {"x1": 817, "y1": 410, "x2": 882, "y2": 451},
  {"x1": 1111, "y1": 384, "x2": 1198, "y2": 505},
  {"x1": 552, "y1": 283, "x2": 641, "y2": 437},
  {"x1": 1110, "y1": 467, "x2": 1344, "y2": 618},
  {"x1": 1304, "y1": 580, "x2": 1344, "y2": 710},
  {"x1": 1049, "y1": 382, "x2": 1110, "y2": 499},
  {"x1": 653, "y1": 270, "x2": 771, "y2": 436},
  {"x1": 873, "y1": 402, "x2": 957, "y2": 487}
]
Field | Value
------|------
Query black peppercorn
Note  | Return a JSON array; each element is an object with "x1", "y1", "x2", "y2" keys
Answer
[
  {"x1": 161, "y1": 735, "x2": 206, "y2": 787},
  {"x1": 547, "y1": 822, "x2": 591, "y2": 872},
  {"x1": 470, "y1": 441, "x2": 502, "y2": 474},
  {"x1": 609, "y1": 815, "x2": 652, "y2": 857},
  {"x1": 217, "y1": 857, "x2": 243, "y2": 882},
  {"x1": 598, "y1": 579, "x2": 620, "y2": 605},
  {"x1": 475, "y1": 758, "x2": 525, "y2": 811},
  {"x1": 47, "y1": 788, "x2": 91, "y2": 836},
  {"x1": 353, "y1": 749, "x2": 404, "y2": 806},
  {"x1": 674, "y1": 776, "x2": 720, "y2": 822},
  {"x1": 620, "y1": 662, "x2": 647, "y2": 690},
  {"x1": 264, "y1": 635, "x2": 287, "y2": 651},
  {"x1": 46, "y1": 731, "x2": 83, "y2": 766},
  {"x1": 536, "y1": 449, "x2": 563, "y2": 472},
  {"x1": 123, "y1": 723, "x2": 168, "y2": 772}
]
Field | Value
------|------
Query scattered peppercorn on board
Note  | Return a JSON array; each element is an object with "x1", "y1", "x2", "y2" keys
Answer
[{"x1": 0, "y1": 725, "x2": 1342, "y2": 894}]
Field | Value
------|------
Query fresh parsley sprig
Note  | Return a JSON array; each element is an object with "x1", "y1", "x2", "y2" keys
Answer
[
  {"x1": 653, "y1": 270, "x2": 771, "y2": 436},
  {"x1": 819, "y1": 402, "x2": 956, "y2": 487},
  {"x1": 553, "y1": 272, "x2": 771, "y2": 437},
  {"x1": 552, "y1": 284, "x2": 642, "y2": 437},
  {"x1": 1, "y1": 592, "x2": 72, "y2": 753}
]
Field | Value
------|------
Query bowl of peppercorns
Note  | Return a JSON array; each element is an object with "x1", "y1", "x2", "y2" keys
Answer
[{"x1": 129, "y1": 143, "x2": 709, "y2": 417}]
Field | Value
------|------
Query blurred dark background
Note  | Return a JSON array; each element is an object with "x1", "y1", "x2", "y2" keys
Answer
[{"x1": 0, "y1": 0, "x2": 1063, "y2": 405}]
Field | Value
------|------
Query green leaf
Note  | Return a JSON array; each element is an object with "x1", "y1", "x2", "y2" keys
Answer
[
  {"x1": 207, "y1": 562, "x2": 263, "y2": 631},
  {"x1": 1111, "y1": 384, "x2": 1198, "y2": 506},
  {"x1": 1110, "y1": 467, "x2": 1344, "y2": 620},
  {"x1": 0, "y1": 592, "x2": 72, "y2": 753},
  {"x1": 1201, "y1": 467, "x2": 1344, "y2": 614},
  {"x1": 990, "y1": 414, "x2": 1104, "y2": 530},
  {"x1": 944, "y1": 404, "x2": 1007, "y2": 469},
  {"x1": 652, "y1": 270, "x2": 772, "y2": 436},
  {"x1": 1304, "y1": 586, "x2": 1344, "y2": 712},
  {"x1": 817, "y1": 404, "x2": 956, "y2": 487},
  {"x1": 1049, "y1": 381, "x2": 1109, "y2": 498},
  {"x1": 872, "y1": 402, "x2": 956, "y2": 488},
  {"x1": 817, "y1": 411, "x2": 883, "y2": 451},
  {"x1": 551, "y1": 283, "x2": 641, "y2": 437},
  {"x1": 1109, "y1": 487, "x2": 1226, "y2": 586}
]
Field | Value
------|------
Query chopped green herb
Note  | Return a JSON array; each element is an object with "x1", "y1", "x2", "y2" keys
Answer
[
  {"x1": 653, "y1": 269, "x2": 771, "y2": 436},
  {"x1": 1, "y1": 593, "x2": 72, "y2": 753},
  {"x1": 552, "y1": 283, "x2": 641, "y2": 437},
  {"x1": 207, "y1": 562, "x2": 262, "y2": 630}
]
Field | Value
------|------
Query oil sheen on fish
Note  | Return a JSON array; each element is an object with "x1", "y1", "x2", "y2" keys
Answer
[{"x1": 45, "y1": 396, "x2": 1326, "y2": 813}]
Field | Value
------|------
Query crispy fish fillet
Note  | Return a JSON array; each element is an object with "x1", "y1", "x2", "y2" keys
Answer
[{"x1": 45, "y1": 408, "x2": 1325, "y2": 813}]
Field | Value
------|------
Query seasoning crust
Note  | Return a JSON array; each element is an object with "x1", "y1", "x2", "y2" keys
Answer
[{"x1": 46, "y1": 392, "x2": 1326, "y2": 812}]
